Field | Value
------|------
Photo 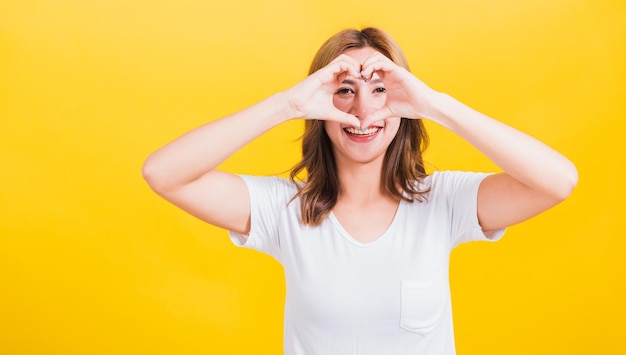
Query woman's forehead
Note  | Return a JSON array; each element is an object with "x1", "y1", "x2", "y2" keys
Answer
[{"x1": 341, "y1": 46, "x2": 378, "y2": 63}]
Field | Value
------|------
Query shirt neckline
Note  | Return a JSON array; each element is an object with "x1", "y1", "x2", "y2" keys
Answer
[{"x1": 328, "y1": 200, "x2": 404, "y2": 248}]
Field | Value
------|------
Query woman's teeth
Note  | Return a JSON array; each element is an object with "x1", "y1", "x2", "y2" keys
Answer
[{"x1": 344, "y1": 127, "x2": 381, "y2": 136}]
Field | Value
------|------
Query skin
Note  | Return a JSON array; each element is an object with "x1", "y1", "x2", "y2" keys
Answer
[
  {"x1": 142, "y1": 46, "x2": 578, "y2": 244},
  {"x1": 325, "y1": 48, "x2": 401, "y2": 167},
  {"x1": 324, "y1": 48, "x2": 403, "y2": 242}
]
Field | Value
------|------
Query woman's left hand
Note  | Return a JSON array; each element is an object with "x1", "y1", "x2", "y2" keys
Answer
[
  {"x1": 358, "y1": 53, "x2": 579, "y2": 234},
  {"x1": 359, "y1": 52, "x2": 442, "y2": 128}
]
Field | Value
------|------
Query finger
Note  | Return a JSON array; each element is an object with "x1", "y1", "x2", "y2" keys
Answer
[
  {"x1": 361, "y1": 107, "x2": 396, "y2": 129},
  {"x1": 323, "y1": 109, "x2": 360, "y2": 127},
  {"x1": 360, "y1": 53, "x2": 398, "y2": 80},
  {"x1": 327, "y1": 54, "x2": 362, "y2": 79},
  {"x1": 313, "y1": 63, "x2": 358, "y2": 89},
  {"x1": 336, "y1": 71, "x2": 348, "y2": 86}
]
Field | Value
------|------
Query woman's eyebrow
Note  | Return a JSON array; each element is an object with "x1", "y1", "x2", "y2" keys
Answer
[{"x1": 340, "y1": 78, "x2": 384, "y2": 85}]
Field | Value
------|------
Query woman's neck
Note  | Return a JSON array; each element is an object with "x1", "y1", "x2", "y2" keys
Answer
[{"x1": 336, "y1": 160, "x2": 387, "y2": 204}]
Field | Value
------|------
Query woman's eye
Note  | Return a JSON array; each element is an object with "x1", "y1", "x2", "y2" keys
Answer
[
  {"x1": 374, "y1": 87, "x2": 386, "y2": 93},
  {"x1": 335, "y1": 88, "x2": 354, "y2": 95}
]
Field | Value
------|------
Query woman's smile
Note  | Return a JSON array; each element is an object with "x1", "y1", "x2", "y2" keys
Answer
[{"x1": 342, "y1": 125, "x2": 384, "y2": 143}]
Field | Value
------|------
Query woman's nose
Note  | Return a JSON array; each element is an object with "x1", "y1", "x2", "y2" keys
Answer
[{"x1": 350, "y1": 92, "x2": 374, "y2": 118}]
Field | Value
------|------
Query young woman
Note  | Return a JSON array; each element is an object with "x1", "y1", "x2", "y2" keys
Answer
[{"x1": 142, "y1": 28, "x2": 577, "y2": 354}]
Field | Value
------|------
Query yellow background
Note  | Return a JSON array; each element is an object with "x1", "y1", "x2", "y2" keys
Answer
[{"x1": 1, "y1": 0, "x2": 624, "y2": 354}]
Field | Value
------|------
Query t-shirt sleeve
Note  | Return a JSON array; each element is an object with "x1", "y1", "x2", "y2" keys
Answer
[
  {"x1": 228, "y1": 175, "x2": 293, "y2": 261},
  {"x1": 432, "y1": 171, "x2": 505, "y2": 249}
]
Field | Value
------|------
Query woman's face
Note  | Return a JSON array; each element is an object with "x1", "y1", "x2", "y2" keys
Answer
[{"x1": 324, "y1": 47, "x2": 401, "y2": 167}]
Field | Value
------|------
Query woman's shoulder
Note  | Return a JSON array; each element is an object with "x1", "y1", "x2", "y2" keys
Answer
[
  {"x1": 238, "y1": 174, "x2": 300, "y2": 197},
  {"x1": 426, "y1": 170, "x2": 492, "y2": 193},
  {"x1": 429, "y1": 170, "x2": 491, "y2": 181}
]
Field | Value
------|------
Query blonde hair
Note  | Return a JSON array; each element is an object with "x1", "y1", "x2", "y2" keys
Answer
[{"x1": 291, "y1": 28, "x2": 430, "y2": 225}]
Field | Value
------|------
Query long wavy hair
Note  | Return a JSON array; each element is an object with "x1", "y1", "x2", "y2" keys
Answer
[{"x1": 290, "y1": 27, "x2": 430, "y2": 225}]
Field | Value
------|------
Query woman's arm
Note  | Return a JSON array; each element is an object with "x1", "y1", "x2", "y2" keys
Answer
[
  {"x1": 359, "y1": 52, "x2": 578, "y2": 233},
  {"x1": 142, "y1": 55, "x2": 361, "y2": 238},
  {"x1": 142, "y1": 94, "x2": 293, "y2": 236},
  {"x1": 428, "y1": 94, "x2": 578, "y2": 233}
]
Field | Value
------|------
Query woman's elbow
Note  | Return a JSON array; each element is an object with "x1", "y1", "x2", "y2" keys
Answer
[
  {"x1": 552, "y1": 162, "x2": 579, "y2": 202},
  {"x1": 142, "y1": 155, "x2": 170, "y2": 194}
]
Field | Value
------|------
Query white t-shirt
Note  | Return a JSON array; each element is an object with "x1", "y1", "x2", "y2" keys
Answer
[{"x1": 229, "y1": 171, "x2": 504, "y2": 355}]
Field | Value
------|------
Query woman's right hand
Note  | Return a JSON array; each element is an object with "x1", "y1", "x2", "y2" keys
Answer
[
  {"x1": 283, "y1": 54, "x2": 362, "y2": 127},
  {"x1": 143, "y1": 53, "x2": 361, "y2": 238}
]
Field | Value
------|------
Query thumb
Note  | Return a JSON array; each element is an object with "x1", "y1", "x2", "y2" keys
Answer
[
  {"x1": 361, "y1": 107, "x2": 395, "y2": 129},
  {"x1": 326, "y1": 109, "x2": 360, "y2": 127}
]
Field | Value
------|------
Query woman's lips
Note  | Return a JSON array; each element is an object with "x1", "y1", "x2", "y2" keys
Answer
[{"x1": 343, "y1": 126, "x2": 382, "y2": 137}]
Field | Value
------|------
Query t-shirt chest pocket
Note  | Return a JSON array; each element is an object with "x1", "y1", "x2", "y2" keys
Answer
[{"x1": 400, "y1": 268, "x2": 448, "y2": 336}]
